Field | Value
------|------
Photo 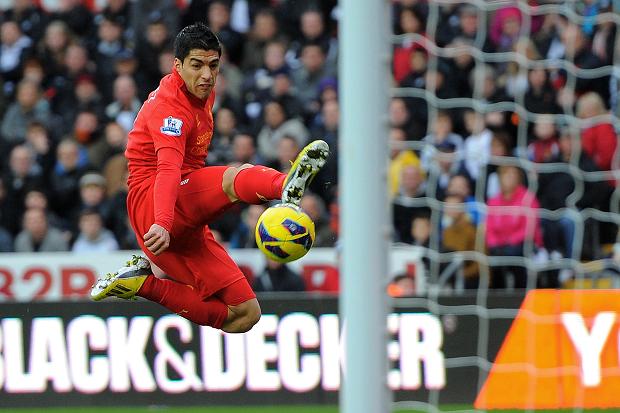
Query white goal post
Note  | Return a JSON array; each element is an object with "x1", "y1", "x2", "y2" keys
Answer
[{"x1": 339, "y1": 0, "x2": 391, "y2": 412}]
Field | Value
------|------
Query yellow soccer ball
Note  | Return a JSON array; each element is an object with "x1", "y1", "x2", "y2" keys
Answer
[{"x1": 255, "y1": 203, "x2": 315, "y2": 263}]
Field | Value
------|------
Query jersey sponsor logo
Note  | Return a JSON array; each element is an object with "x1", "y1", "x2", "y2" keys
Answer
[{"x1": 160, "y1": 116, "x2": 183, "y2": 136}]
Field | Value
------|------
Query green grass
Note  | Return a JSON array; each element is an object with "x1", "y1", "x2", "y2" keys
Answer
[
  {"x1": 3, "y1": 406, "x2": 619, "y2": 413},
  {"x1": 0, "y1": 408, "x2": 337, "y2": 413},
  {"x1": 1, "y1": 408, "x2": 337, "y2": 413}
]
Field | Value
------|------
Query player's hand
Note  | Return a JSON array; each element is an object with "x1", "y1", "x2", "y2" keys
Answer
[{"x1": 143, "y1": 224, "x2": 170, "y2": 256}]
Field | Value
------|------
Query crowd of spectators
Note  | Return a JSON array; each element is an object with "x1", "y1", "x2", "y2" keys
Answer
[
  {"x1": 0, "y1": 0, "x2": 618, "y2": 291},
  {"x1": 390, "y1": 0, "x2": 619, "y2": 290}
]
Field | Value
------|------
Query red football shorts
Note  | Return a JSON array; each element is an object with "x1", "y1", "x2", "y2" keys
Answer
[{"x1": 127, "y1": 166, "x2": 256, "y2": 304}]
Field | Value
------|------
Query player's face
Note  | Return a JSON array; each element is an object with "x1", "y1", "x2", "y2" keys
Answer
[{"x1": 175, "y1": 49, "x2": 220, "y2": 101}]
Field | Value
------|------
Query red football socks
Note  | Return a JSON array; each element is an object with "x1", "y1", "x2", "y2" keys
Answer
[
  {"x1": 233, "y1": 165, "x2": 286, "y2": 204},
  {"x1": 138, "y1": 275, "x2": 229, "y2": 329}
]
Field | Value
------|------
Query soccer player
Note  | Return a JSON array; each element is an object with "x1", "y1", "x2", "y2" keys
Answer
[{"x1": 90, "y1": 23, "x2": 329, "y2": 333}]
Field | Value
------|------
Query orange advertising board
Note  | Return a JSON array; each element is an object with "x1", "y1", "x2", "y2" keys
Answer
[{"x1": 475, "y1": 290, "x2": 620, "y2": 409}]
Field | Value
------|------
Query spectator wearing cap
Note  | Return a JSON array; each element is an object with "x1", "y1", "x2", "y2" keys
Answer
[
  {"x1": 14, "y1": 207, "x2": 68, "y2": 252},
  {"x1": 317, "y1": 76, "x2": 337, "y2": 104},
  {"x1": 256, "y1": 99, "x2": 309, "y2": 163},
  {"x1": 69, "y1": 172, "x2": 111, "y2": 232},
  {"x1": 135, "y1": 13, "x2": 173, "y2": 94},
  {"x1": 115, "y1": 53, "x2": 137, "y2": 82},
  {"x1": 78, "y1": 172, "x2": 107, "y2": 192},
  {"x1": 489, "y1": 6, "x2": 522, "y2": 54},
  {"x1": 1, "y1": 79, "x2": 51, "y2": 144},
  {"x1": 71, "y1": 208, "x2": 119, "y2": 253}
]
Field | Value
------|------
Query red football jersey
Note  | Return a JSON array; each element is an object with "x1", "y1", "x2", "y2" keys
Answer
[
  {"x1": 125, "y1": 69, "x2": 215, "y2": 230},
  {"x1": 126, "y1": 69, "x2": 215, "y2": 186}
]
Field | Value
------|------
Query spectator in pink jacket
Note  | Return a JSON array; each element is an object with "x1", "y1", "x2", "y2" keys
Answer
[
  {"x1": 489, "y1": 4, "x2": 544, "y2": 53},
  {"x1": 486, "y1": 165, "x2": 543, "y2": 289}
]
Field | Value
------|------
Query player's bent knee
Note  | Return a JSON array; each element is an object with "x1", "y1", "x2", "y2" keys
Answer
[
  {"x1": 224, "y1": 298, "x2": 261, "y2": 333},
  {"x1": 238, "y1": 310, "x2": 261, "y2": 333},
  {"x1": 222, "y1": 164, "x2": 254, "y2": 202}
]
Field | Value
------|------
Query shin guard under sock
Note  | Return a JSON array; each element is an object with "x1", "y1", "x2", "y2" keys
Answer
[{"x1": 233, "y1": 165, "x2": 286, "y2": 204}]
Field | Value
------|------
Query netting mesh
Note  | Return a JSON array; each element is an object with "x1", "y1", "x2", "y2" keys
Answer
[{"x1": 389, "y1": 0, "x2": 620, "y2": 410}]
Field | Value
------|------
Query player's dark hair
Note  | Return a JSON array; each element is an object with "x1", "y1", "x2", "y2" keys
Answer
[{"x1": 173, "y1": 22, "x2": 221, "y2": 62}]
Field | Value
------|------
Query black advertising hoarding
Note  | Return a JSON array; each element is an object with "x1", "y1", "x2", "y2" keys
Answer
[{"x1": 0, "y1": 294, "x2": 523, "y2": 408}]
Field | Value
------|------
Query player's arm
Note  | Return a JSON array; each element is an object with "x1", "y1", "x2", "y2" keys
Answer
[{"x1": 144, "y1": 109, "x2": 192, "y2": 255}]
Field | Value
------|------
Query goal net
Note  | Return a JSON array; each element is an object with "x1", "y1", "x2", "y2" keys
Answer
[{"x1": 388, "y1": 0, "x2": 620, "y2": 410}]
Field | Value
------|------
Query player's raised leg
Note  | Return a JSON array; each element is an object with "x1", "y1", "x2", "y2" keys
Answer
[
  {"x1": 224, "y1": 139, "x2": 330, "y2": 205},
  {"x1": 91, "y1": 255, "x2": 259, "y2": 332},
  {"x1": 281, "y1": 140, "x2": 329, "y2": 205},
  {"x1": 90, "y1": 254, "x2": 228, "y2": 325}
]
